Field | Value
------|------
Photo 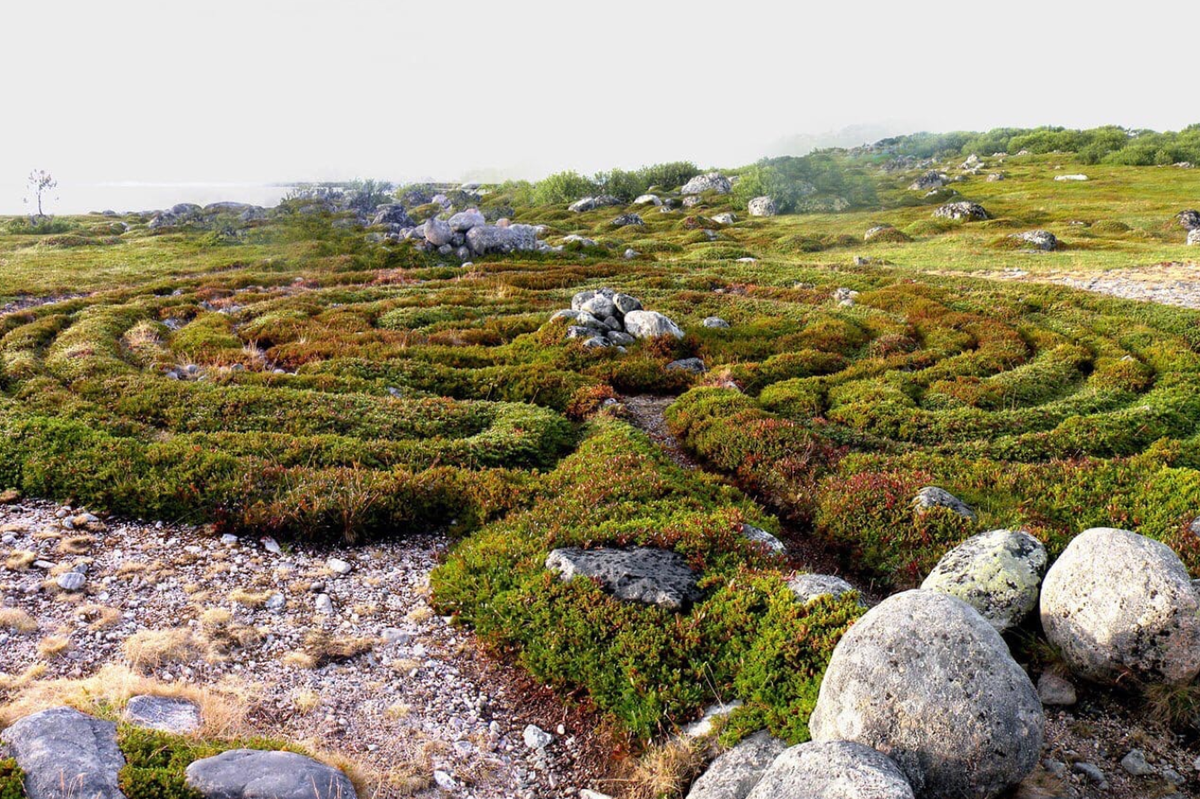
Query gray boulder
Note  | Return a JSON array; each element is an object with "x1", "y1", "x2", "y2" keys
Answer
[
  {"x1": 611, "y1": 213, "x2": 644, "y2": 227},
  {"x1": 747, "y1": 196, "x2": 776, "y2": 217},
  {"x1": 568, "y1": 195, "x2": 622, "y2": 213},
  {"x1": 666, "y1": 357, "x2": 706, "y2": 373},
  {"x1": 624, "y1": 310, "x2": 684, "y2": 340},
  {"x1": 448, "y1": 209, "x2": 486, "y2": 232},
  {"x1": 371, "y1": 204, "x2": 414, "y2": 228},
  {"x1": 613, "y1": 293, "x2": 643, "y2": 315},
  {"x1": 685, "y1": 731, "x2": 787, "y2": 799},
  {"x1": 545, "y1": 547, "x2": 702, "y2": 610},
  {"x1": 810, "y1": 590, "x2": 1044, "y2": 799},
  {"x1": 712, "y1": 213, "x2": 737, "y2": 225},
  {"x1": 571, "y1": 288, "x2": 615, "y2": 311},
  {"x1": 185, "y1": 750, "x2": 356, "y2": 799},
  {"x1": 1011, "y1": 230, "x2": 1058, "y2": 251},
  {"x1": 423, "y1": 217, "x2": 454, "y2": 246},
  {"x1": 787, "y1": 573, "x2": 861, "y2": 605},
  {"x1": 125, "y1": 695, "x2": 202, "y2": 733},
  {"x1": 466, "y1": 224, "x2": 539, "y2": 255},
  {"x1": 681, "y1": 173, "x2": 732, "y2": 196},
  {"x1": 913, "y1": 486, "x2": 976, "y2": 520},
  {"x1": 580, "y1": 294, "x2": 617, "y2": 320},
  {"x1": 1040, "y1": 527, "x2": 1200, "y2": 685},
  {"x1": 551, "y1": 309, "x2": 604, "y2": 330},
  {"x1": 2, "y1": 707, "x2": 126, "y2": 799},
  {"x1": 634, "y1": 194, "x2": 663, "y2": 206},
  {"x1": 920, "y1": 529, "x2": 1047, "y2": 632},
  {"x1": 745, "y1": 741, "x2": 914, "y2": 799},
  {"x1": 933, "y1": 202, "x2": 989, "y2": 221},
  {"x1": 1188, "y1": 229, "x2": 1200, "y2": 246},
  {"x1": 702, "y1": 317, "x2": 730, "y2": 329},
  {"x1": 741, "y1": 524, "x2": 785, "y2": 554},
  {"x1": 909, "y1": 171, "x2": 948, "y2": 191},
  {"x1": 1177, "y1": 209, "x2": 1200, "y2": 230}
]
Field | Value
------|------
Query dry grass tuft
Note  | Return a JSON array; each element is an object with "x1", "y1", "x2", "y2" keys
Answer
[
  {"x1": 4, "y1": 550, "x2": 37, "y2": 571},
  {"x1": 0, "y1": 608, "x2": 38, "y2": 633},
  {"x1": 124, "y1": 628, "x2": 204, "y2": 670},
  {"x1": 57, "y1": 535, "x2": 95, "y2": 555},
  {"x1": 625, "y1": 737, "x2": 705, "y2": 799},
  {"x1": 0, "y1": 663, "x2": 249, "y2": 736},
  {"x1": 286, "y1": 631, "x2": 377, "y2": 670},
  {"x1": 229, "y1": 588, "x2": 273, "y2": 608},
  {"x1": 36, "y1": 635, "x2": 71, "y2": 660},
  {"x1": 76, "y1": 603, "x2": 121, "y2": 629}
]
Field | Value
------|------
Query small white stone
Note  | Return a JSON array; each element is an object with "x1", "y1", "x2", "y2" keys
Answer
[{"x1": 523, "y1": 724, "x2": 553, "y2": 749}]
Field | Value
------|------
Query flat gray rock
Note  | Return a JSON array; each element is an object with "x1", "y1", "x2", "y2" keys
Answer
[
  {"x1": 810, "y1": 590, "x2": 1043, "y2": 799},
  {"x1": 913, "y1": 486, "x2": 976, "y2": 519},
  {"x1": 741, "y1": 523, "x2": 785, "y2": 555},
  {"x1": 1040, "y1": 527, "x2": 1200, "y2": 685},
  {"x1": 745, "y1": 741, "x2": 914, "y2": 799},
  {"x1": 787, "y1": 573, "x2": 861, "y2": 605},
  {"x1": 125, "y1": 695, "x2": 202, "y2": 733},
  {"x1": 185, "y1": 749, "x2": 356, "y2": 799},
  {"x1": 921, "y1": 529, "x2": 1047, "y2": 632},
  {"x1": 545, "y1": 547, "x2": 702, "y2": 610},
  {"x1": 1, "y1": 706, "x2": 126, "y2": 799},
  {"x1": 686, "y1": 731, "x2": 787, "y2": 799}
]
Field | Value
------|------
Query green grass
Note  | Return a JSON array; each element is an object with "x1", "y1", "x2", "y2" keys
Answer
[{"x1": 3, "y1": 150, "x2": 1200, "y2": 743}]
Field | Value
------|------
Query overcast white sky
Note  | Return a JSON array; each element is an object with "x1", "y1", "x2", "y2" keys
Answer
[{"x1": 0, "y1": 0, "x2": 1194, "y2": 212}]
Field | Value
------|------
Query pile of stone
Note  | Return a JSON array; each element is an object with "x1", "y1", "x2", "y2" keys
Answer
[
  {"x1": 147, "y1": 202, "x2": 268, "y2": 230},
  {"x1": 548, "y1": 288, "x2": 684, "y2": 351},
  {"x1": 399, "y1": 208, "x2": 552, "y2": 260}
]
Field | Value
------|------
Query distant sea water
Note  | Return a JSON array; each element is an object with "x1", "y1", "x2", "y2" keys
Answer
[{"x1": 0, "y1": 182, "x2": 299, "y2": 216}]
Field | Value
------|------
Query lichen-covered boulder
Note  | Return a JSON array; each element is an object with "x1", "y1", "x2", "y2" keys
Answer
[
  {"x1": 447, "y1": 209, "x2": 485, "y2": 232},
  {"x1": 685, "y1": 731, "x2": 786, "y2": 799},
  {"x1": 913, "y1": 486, "x2": 976, "y2": 519},
  {"x1": 185, "y1": 750, "x2": 356, "y2": 799},
  {"x1": 568, "y1": 195, "x2": 622, "y2": 213},
  {"x1": 747, "y1": 196, "x2": 776, "y2": 217},
  {"x1": 624, "y1": 310, "x2": 684, "y2": 340},
  {"x1": 921, "y1": 529, "x2": 1047, "y2": 632},
  {"x1": 909, "y1": 171, "x2": 948, "y2": 191},
  {"x1": 787, "y1": 573, "x2": 860, "y2": 605},
  {"x1": 933, "y1": 201, "x2": 989, "y2": 221},
  {"x1": 611, "y1": 213, "x2": 644, "y2": 227},
  {"x1": 745, "y1": 741, "x2": 914, "y2": 799},
  {"x1": 1040, "y1": 527, "x2": 1200, "y2": 685},
  {"x1": 423, "y1": 217, "x2": 453, "y2": 246},
  {"x1": 1188, "y1": 228, "x2": 1200, "y2": 246},
  {"x1": 681, "y1": 173, "x2": 732, "y2": 195},
  {"x1": 545, "y1": 547, "x2": 702, "y2": 610},
  {"x1": 125, "y1": 695, "x2": 202, "y2": 733},
  {"x1": 740, "y1": 523, "x2": 785, "y2": 554},
  {"x1": 1010, "y1": 230, "x2": 1058, "y2": 251},
  {"x1": 810, "y1": 590, "x2": 1044, "y2": 799},
  {"x1": 1, "y1": 707, "x2": 126, "y2": 799}
]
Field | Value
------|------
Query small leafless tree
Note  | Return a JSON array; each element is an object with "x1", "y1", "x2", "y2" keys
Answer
[{"x1": 24, "y1": 169, "x2": 58, "y2": 222}]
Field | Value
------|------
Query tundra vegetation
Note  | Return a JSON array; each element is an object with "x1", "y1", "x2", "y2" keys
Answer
[{"x1": 3, "y1": 125, "x2": 1200, "y2": 783}]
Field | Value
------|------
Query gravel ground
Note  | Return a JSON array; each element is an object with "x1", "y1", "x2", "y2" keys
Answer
[
  {"x1": 0, "y1": 499, "x2": 612, "y2": 799},
  {"x1": 979, "y1": 262, "x2": 1200, "y2": 309}
]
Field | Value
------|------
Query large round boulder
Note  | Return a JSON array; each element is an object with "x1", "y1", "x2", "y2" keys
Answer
[
  {"x1": 810, "y1": 590, "x2": 1043, "y2": 799},
  {"x1": 624, "y1": 310, "x2": 684, "y2": 340},
  {"x1": 747, "y1": 196, "x2": 777, "y2": 217},
  {"x1": 745, "y1": 741, "x2": 913, "y2": 799},
  {"x1": 681, "y1": 173, "x2": 732, "y2": 196},
  {"x1": 921, "y1": 529, "x2": 1047, "y2": 632},
  {"x1": 1040, "y1": 527, "x2": 1200, "y2": 685}
]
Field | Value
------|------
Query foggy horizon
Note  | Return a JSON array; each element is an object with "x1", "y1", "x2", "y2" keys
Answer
[{"x1": 2, "y1": 0, "x2": 1195, "y2": 213}]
